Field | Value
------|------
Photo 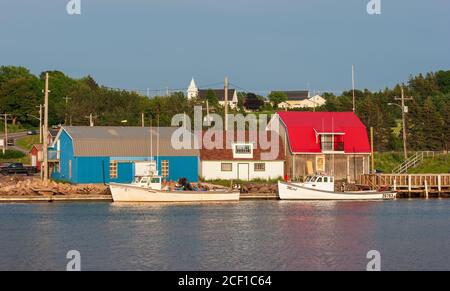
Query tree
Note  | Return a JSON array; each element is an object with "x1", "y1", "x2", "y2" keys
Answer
[
  {"x1": 205, "y1": 89, "x2": 219, "y2": 107},
  {"x1": 268, "y1": 91, "x2": 287, "y2": 107}
]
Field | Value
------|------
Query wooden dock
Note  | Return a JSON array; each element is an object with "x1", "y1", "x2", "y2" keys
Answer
[{"x1": 360, "y1": 174, "x2": 450, "y2": 198}]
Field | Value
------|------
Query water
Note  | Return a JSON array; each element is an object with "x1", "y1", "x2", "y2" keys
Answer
[{"x1": 0, "y1": 200, "x2": 449, "y2": 271}]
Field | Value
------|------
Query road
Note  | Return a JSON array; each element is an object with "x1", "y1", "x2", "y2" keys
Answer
[{"x1": 1, "y1": 131, "x2": 30, "y2": 153}]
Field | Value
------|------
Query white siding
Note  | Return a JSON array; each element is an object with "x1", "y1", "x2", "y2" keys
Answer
[{"x1": 201, "y1": 160, "x2": 284, "y2": 181}]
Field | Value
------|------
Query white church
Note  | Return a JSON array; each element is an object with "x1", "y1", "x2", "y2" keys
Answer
[{"x1": 187, "y1": 78, "x2": 239, "y2": 109}]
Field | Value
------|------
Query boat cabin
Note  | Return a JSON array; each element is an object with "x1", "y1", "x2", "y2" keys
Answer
[
  {"x1": 297, "y1": 175, "x2": 335, "y2": 191},
  {"x1": 133, "y1": 176, "x2": 162, "y2": 190}
]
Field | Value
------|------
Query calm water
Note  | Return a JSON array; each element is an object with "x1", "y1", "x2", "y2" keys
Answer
[{"x1": 0, "y1": 200, "x2": 449, "y2": 271}]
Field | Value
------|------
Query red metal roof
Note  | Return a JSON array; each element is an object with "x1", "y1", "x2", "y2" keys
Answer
[{"x1": 277, "y1": 111, "x2": 371, "y2": 153}]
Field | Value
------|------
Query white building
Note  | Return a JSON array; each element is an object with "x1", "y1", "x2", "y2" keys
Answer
[
  {"x1": 199, "y1": 131, "x2": 285, "y2": 181},
  {"x1": 186, "y1": 78, "x2": 239, "y2": 108},
  {"x1": 276, "y1": 90, "x2": 326, "y2": 109}
]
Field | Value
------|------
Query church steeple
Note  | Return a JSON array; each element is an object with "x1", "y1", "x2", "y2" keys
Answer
[{"x1": 187, "y1": 77, "x2": 198, "y2": 100}]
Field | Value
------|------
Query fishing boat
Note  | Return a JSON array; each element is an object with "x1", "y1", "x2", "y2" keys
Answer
[
  {"x1": 110, "y1": 176, "x2": 239, "y2": 202},
  {"x1": 278, "y1": 175, "x2": 396, "y2": 200}
]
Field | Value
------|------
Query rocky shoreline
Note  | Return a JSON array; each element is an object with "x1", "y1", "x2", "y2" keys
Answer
[{"x1": 0, "y1": 176, "x2": 110, "y2": 197}]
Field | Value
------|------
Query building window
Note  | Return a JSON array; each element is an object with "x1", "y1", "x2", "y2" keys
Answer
[
  {"x1": 221, "y1": 163, "x2": 232, "y2": 172},
  {"x1": 161, "y1": 160, "x2": 169, "y2": 177},
  {"x1": 316, "y1": 156, "x2": 325, "y2": 172},
  {"x1": 110, "y1": 161, "x2": 118, "y2": 179},
  {"x1": 254, "y1": 163, "x2": 265, "y2": 172},
  {"x1": 233, "y1": 143, "x2": 253, "y2": 158},
  {"x1": 321, "y1": 135, "x2": 333, "y2": 151}
]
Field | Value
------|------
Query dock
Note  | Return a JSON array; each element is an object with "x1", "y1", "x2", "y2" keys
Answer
[{"x1": 360, "y1": 174, "x2": 450, "y2": 198}]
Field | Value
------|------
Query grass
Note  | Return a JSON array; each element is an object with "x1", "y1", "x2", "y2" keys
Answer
[
  {"x1": 374, "y1": 152, "x2": 449, "y2": 173},
  {"x1": 0, "y1": 124, "x2": 36, "y2": 134},
  {"x1": 374, "y1": 152, "x2": 405, "y2": 173},
  {"x1": 15, "y1": 135, "x2": 40, "y2": 151},
  {"x1": 0, "y1": 149, "x2": 30, "y2": 165},
  {"x1": 200, "y1": 177, "x2": 282, "y2": 187},
  {"x1": 409, "y1": 154, "x2": 450, "y2": 174}
]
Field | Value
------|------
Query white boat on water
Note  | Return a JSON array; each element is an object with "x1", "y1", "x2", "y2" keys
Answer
[
  {"x1": 278, "y1": 175, "x2": 397, "y2": 200},
  {"x1": 110, "y1": 175, "x2": 240, "y2": 202}
]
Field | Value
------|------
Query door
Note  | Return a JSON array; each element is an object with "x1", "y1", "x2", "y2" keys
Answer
[
  {"x1": 31, "y1": 155, "x2": 37, "y2": 167},
  {"x1": 238, "y1": 163, "x2": 249, "y2": 181}
]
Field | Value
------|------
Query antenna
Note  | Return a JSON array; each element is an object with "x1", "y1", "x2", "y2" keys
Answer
[
  {"x1": 157, "y1": 114, "x2": 160, "y2": 174},
  {"x1": 352, "y1": 65, "x2": 356, "y2": 112}
]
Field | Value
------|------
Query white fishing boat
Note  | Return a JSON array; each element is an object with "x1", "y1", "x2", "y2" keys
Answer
[
  {"x1": 278, "y1": 175, "x2": 396, "y2": 200},
  {"x1": 110, "y1": 175, "x2": 240, "y2": 202}
]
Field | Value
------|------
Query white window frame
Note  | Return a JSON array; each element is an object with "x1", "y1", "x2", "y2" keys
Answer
[
  {"x1": 232, "y1": 143, "x2": 253, "y2": 159},
  {"x1": 254, "y1": 163, "x2": 265, "y2": 172},
  {"x1": 221, "y1": 163, "x2": 233, "y2": 172}
]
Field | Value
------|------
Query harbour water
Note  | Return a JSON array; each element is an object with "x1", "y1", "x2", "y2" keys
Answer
[{"x1": 0, "y1": 200, "x2": 449, "y2": 271}]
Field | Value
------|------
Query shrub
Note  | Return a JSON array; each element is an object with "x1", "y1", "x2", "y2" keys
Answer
[{"x1": 0, "y1": 150, "x2": 26, "y2": 159}]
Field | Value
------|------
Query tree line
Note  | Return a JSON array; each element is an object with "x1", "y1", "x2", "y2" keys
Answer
[{"x1": 0, "y1": 66, "x2": 449, "y2": 152}]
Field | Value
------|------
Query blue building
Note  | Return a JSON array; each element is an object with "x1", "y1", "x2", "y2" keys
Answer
[{"x1": 50, "y1": 126, "x2": 199, "y2": 184}]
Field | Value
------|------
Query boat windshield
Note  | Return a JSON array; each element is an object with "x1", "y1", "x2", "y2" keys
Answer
[
  {"x1": 141, "y1": 177, "x2": 149, "y2": 184},
  {"x1": 151, "y1": 177, "x2": 160, "y2": 183},
  {"x1": 134, "y1": 177, "x2": 142, "y2": 183}
]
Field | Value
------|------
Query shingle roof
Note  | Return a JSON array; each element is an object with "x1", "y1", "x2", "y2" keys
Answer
[
  {"x1": 276, "y1": 90, "x2": 309, "y2": 101},
  {"x1": 60, "y1": 126, "x2": 199, "y2": 157},
  {"x1": 198, "y1": 89, "x2": 236, "y2": 102},
  {"x1": 200, "y1": 131, "x2": 285, "y2": 161}
]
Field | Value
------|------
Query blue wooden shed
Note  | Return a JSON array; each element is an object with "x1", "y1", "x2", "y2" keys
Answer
[{"x1": 50, "y1": 126, "x2": 199, "y2": 184}]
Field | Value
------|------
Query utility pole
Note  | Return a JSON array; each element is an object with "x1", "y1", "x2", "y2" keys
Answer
[
  {"x1": 352, "y1": 65, "x2": 356, "y2": 112},
  {"x1": 63, "y1": 96, "x2": 71, "y2": 125},
  {"x1": 394, "y1": 86, "x2": 413, "y2": 160},
  {"x1": 43, "y1": 72, "x2": 49, "y2": 182},
  {"x1": 224, "y1": 76, "x2": 228, "y2": 131},
  {"x1": 141, "y1": 112, "x2": 145, "y2": 127},
  {"x1": 38, "y1": 104, "x2": 43, "y2": 143}
]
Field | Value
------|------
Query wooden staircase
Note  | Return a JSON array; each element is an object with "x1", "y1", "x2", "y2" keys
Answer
[{"x1": 392, "y1": 151, "x2": 435, "y2": 174}]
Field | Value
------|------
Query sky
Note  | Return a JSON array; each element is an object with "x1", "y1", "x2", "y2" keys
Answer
[{"x1": 0, "y1": 0, "x2": 449, "y2": 95}]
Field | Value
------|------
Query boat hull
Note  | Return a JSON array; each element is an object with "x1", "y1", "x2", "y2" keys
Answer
[
  {"x1": 110, "y1": 183, "x2": 240, "y2": 202},
  {"x1": 278, "y1": 181, "x2": 396, "y2": 200}
]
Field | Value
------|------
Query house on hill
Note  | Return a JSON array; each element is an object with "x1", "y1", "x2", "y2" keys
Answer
[
  {"x1": 186, "y1": 78, "x2": 238, "y2": 108},
  {"x1": 276, "y1": 90, "x2": 326, "y2": 109},
  {"x1": 50, "y1": 126, "x2": 199, "y2": 184},
  {"x1": 269, "y1": 111, "x2": 371, "y2": 182}
]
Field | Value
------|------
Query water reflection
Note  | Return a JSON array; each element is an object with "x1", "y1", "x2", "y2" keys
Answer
[{"x1": 0, "y1": 200, "x2": 449, "y2": 270}]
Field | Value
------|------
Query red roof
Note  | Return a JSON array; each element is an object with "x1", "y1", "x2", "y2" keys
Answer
[{"x1": 277, "y1": 111, "x2": 371, "y2": 153}]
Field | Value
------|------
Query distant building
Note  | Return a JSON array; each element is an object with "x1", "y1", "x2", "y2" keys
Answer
[
  {"x1": 186, "y1": 78, "x2": 238, "y2": 108},
  {"x1": 269, "y1": 111, "x2": 371, "y2": 182},
  {"x1": 200, "y1": 131, "x2": 285, "y2": 181},
  {"x1": 50, "y1": 126, "x2": 199, "y2": 184},
  {"x1": 29, "y1": 144, "x2": 43, "y2": 171},
  {"x1": 275, "y1": 90, "x2": 326, "y2": 109}
]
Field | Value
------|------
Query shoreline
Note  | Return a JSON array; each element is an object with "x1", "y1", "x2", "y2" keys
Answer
[{"x1": 0, "y1": 195, "x2": 113, "y2": 203}]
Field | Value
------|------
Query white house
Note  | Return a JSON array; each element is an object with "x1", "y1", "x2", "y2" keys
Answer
[
  {"x1": 186, "y1": 78, "x2": 239, "y2": 108},
  {"x1": 276, "y1": 90, "x2": 326, "y2": 109},
  {"x1": 199, "y1": 131, "x2": 285, "y2": 181}
]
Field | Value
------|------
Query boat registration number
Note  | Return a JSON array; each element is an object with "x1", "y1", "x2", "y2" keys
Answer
[{"x1": 382, "y1": 193, "x2": 396, "y2": 199}]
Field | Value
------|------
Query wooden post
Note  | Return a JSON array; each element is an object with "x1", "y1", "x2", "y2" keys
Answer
[
  {"x1": 43, "y1": 72, "x2": 49, "y2": 182},
  {"x1": 425, "y1": 180, "x2": 429, "y2": 199},
  {"x1": 393, "y1": 178, "x2": 397, "y2": 191},
  {"x1": 224, "y1": 76, "x2": 228, "y2": 131},
  {"x1": 141, "y1": 113, "x2": 145, "y2": 127},
  {"x1": 438, "y1": 175, "x2": 442, "y2": 193},
  {"x1": 370, "y1": 127, "x2": 375, "y2": 174}
]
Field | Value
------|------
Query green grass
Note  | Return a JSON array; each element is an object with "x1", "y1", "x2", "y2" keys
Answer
[
  {"x1": 200, "y1": 177, "x2": 282, "y2": 187},
  {"x1": 409, "y1": 154, "x2": 450, "y2": 174},
  {"x1": 15, "y1": 135, "x2": 40, "y2": 151},
  {"x1": 0, "y1": 149, "x2": 30, "y2": 165},
  {"x1": 374, "y1": 152, "x2": 405, "y2": 173},
  {"x1": 0, "y1": 124, "x2": 36, "y2": 134},
  {"x1": 374, "y1": 152, "x2": 450, "y2": 173}
]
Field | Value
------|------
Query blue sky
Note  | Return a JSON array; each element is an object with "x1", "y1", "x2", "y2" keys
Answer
[{"x1": 0, "y1": 0, "x2": 449, "y2": 95}]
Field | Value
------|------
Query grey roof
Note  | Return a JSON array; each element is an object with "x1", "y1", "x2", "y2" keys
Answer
[
  {"x1": 198, "y1": 89, "x2": 236, "y2": 102},
  {"x1": 61, "y1": 126, "x2": 199, "y2": 157},
  {"x1": 277, "y1": 90, "x2": 309, "y2": 101}
]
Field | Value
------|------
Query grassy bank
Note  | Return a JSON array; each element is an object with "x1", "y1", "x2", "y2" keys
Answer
[
  {"x1": 374, "y1": 152, "x2": 449, "y2": 173},
  {"x1": 0, "y1": 149, "x2": 29, "y2": 164},
  {"x1": 15, "y1": 135, "x2": 40, "y2": 151}
]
